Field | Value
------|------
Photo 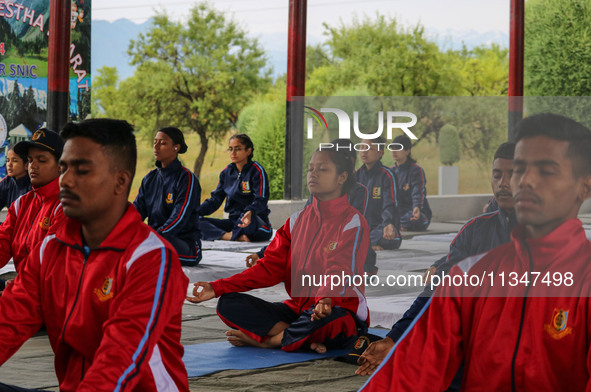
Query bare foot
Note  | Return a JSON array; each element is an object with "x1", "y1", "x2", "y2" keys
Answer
[
  {"x1": 310, "y1": 342, "x2": 327, "y2": 354},
  {"x1": 237, "y1": 234, "x2": 250, "y2": 242},
  {"x1": 225, "y1": 330, "x2": 261, "y2": 347},
  {"x1": 221, "y1": 232, "x2": 233, "y2": 241}
]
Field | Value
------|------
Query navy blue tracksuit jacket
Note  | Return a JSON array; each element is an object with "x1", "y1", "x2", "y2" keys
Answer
[
  {"x1": 386, "y1": 208, "x2": 518, "y2": 342},
  {"x1": 0, "y1": 175, "x2": 31, "y2": 211},
  {"x1": 355, "y1": 162, "x2": 401, "y2": 249},
  {"x1": 392, "y1": 160, "x2": 432, "y2": 230},
  {"x1": 198, "y1": 161, "x2": 271, "y2": 222},
  {"x1": 134, "y1": 159, "x2": 202, "y2": 265}
]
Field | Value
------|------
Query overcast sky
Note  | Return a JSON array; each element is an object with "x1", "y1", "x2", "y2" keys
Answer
[{"x1": 92, "y1": 0, "x2": 510, "y2": 43}]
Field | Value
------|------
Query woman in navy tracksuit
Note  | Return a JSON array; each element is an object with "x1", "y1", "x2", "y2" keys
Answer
[
  {"x1": 391, "y1": 135, "x2": 432, "y2": 231},
  {"x1": 197, "y1": 134, "x2": 272, "y2": 242},
  {"x1": 0, "y1": 144, "x2": 31, "y2": 212},
  {"x1": 134, "y1": 127, "x2": 202, "y2": 266},
  {"x1": 356, "y1": 137, "x2": 402, "y2": 251}
]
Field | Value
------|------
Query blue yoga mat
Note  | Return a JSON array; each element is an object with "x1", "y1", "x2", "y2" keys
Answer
[{"x1": 183, "y1": 328, "x2": 388, "y2": 377}]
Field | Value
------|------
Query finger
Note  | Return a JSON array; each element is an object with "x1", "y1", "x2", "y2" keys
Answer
[{"x1": 186, "y1": 295, "x2": 200, "y2": 303}]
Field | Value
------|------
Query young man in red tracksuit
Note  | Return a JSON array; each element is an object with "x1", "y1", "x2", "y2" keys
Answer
[
  {"x1": 0, "y1": 129, "x2": 66, "y2": 290},
  {"x1": 362, "y1": 113, "x2": 591, "y2": 391},
  {"x1": 0, "y1": 119, "x2": 189, "y2": 392}
]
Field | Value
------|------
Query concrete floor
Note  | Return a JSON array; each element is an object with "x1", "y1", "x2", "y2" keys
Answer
[{"x1": 0, "y1": 214, "x2": 590, "y2": 391}]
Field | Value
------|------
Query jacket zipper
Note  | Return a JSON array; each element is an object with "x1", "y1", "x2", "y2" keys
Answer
[
  {"x1": 510, "y1": 241, "x2": 534, "y2": 392},
  {"x1": 298, "y1": 211, "x2": 323, "y2": 314},
  {"x1": 23, "y1": 195, "x2": 43, "y2": 254},
  {"x1": 62, "y1": 245, "x2": 91, "y2": 341}
]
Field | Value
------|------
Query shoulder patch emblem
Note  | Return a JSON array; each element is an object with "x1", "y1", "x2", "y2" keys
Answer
[
  {"x1": 94, "y1": 276, "x2": 114, "y2": 302},
  {"x1": 39, "y1": 216, "x2": 50, "y2": 230},
  {"x1": 544, "y1": 308, "x2": 572, "y2": 340},
  {"x1": 372, "y1": 187, "x2": 381, "y2": 199},
  {"x1": 165, "y1": 193, "x2": 174, "y2": 204},
  {"x1": 403, "y1": 183, "x2": 410, "y2": 191},
  {"x1": 242, "y1": 181, "x2": 250, "y2": 192}
]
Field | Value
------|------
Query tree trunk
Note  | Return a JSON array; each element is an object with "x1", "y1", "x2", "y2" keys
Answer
[{"x1": 193, "y1": 131, "x2": 208, "y2": 178}]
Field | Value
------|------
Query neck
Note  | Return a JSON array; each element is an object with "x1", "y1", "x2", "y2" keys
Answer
[
  {"x1": 364, "y1": 161, "x2": 377, "y2": 170},
  {"x1": 12, "y1": 172, "x2": 27, "y2": 180},
  {"x1": 81, "y1": 202, "x2": 128, "y2": 249},
  {"x1": 313, "y1": 189, "x2": 343, "y2": 202},
  {"x1": 397, "y1": 156, "x2": 408, "y2": 165},
  {"x1": 159, "y1": 157, "x2": 176, "y2": 168},
  {"x1": 235, "y1": 160, "x2": 248, "y2": 172}
]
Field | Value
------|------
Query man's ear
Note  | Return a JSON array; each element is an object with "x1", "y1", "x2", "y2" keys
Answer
[{"x1": 115, "y1": 170, "x2": 132, "y2": 195}]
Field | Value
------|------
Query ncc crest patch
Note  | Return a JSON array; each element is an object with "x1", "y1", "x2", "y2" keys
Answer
[
  {"x1": 372, "y1": 187, "x2": 382, "y2": 199},
  {"x1": 324, "y1": 241, "x2": 338, "y2": 253},
  {"x1": 39, "y1": 217, "x2": 50, "y2": 230},
  {"x1": 94, "y1": 277, "x2": 114, "y2": 302},
  {"x1": 544, "y1": 308, "x2": 572, "y2": 339},
  {"x1": 402, "y1": 183, "x2": 410, "y2": 191},
  {"x1": 242, "y1": 181, "x2": 250, "y2": 192},
  {"x1": 165, "y1": 193, "x2": 174, "y2": 204}
]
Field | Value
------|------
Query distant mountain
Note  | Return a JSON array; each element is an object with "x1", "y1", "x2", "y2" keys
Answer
[
  {"x1": 91, "y1": 19, "x2": 509, "y2": 82},
  {"x1": 428, "y1": 28, "x2": 509, "y2": 51}
]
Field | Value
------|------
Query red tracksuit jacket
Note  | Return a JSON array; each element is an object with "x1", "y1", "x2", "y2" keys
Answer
[
  {"x1": 211, "y1": 194, "x2": 370, "y2": 323},
  {"x1": 363, "y1": 219, "x2": 591, "y2": 391},
  {"x1": 0, "y1": 204, "x2": 189, "y2": 392},
  {"x1": 0, "y1": 177, "x2": 66, "y2": 270}
]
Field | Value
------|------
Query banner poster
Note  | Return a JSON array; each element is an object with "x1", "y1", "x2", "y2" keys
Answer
[{"x1": 0, "y1": 0, "x2": 91, "y2": 176}]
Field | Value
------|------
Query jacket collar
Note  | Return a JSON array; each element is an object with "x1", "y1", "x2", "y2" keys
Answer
[
  {"x1": 14, "y1": 174, "x2": 31, "y2": 188},
  {"x1": 56, "y1": 203, "x2": 143, "y2": 251},
  {"x1": 498, "y1": 208, "x2": 518, "y2": 232},
  {"x1": 310, "y1": 193, "x2": 351, "y2": 217},
  {"x1": 156, "y1": 158, "x2": 182, "y2": 173},
  {"x1": 230, "y1": 161, "x2": 253, "y2": 173},
  {"x1": 360, "y1": 160, "x2": 384, "y2": 174},
  {"x1": 32, "y1": 177, "x2": 60, "y2": 201},
  {"x1": 512, "y1": 219, "x2": 587, "y2": 269},
  {"x1": 394, "y1": 160, "x2": 412, "y2": 169}
]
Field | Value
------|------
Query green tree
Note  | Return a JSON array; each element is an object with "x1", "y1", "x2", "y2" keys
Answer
[
  {"x1": 236, "y1": 85, "x2": 286, "y2": 199},
  {"x1": 525, "y1": 0, "x2": 591, "y2": 96},
  {"x1": 91, "y1": 66, "x2": 125, "y2": 119},
  {"x1": 124, "y1": 2, "x2": 271, "y2": 177},
  {"x1": 439, "y1": 124, "x2": 460, "y2": 165},
  {"x1": 308, "y1": 15, "x2": 462, "y2": 97}
]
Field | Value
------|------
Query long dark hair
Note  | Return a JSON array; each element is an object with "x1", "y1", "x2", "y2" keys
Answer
[
  {"x1": 7, "y1": 143, "x2": 27, "y2": 164},
  {"x1": 230, "y1": 134, "x2": 254, "y2": 161},
  {"x1": 316, "y1": 138, "x2": 357, "y2": 195},
  {"x1": 393, "y1": 134, "x2": 416, "y2": 163}
]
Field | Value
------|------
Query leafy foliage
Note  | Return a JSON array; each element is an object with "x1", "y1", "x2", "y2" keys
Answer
[
  {"x1": 92, "y1": 2, "x2": 271, "y2": 177},
  {"x1": 525, "y1": 0, "x2": 591, "y2": 96}
]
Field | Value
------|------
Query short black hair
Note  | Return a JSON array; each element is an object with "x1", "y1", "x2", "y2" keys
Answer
[
  {"x1": 493, "y1": 142, "x2": 515, "y2": 161},
  {"x1": 514, "y1": 113, "x2": 591, "y2": 177},
  {"x1": 230, "y1": 134, "x2": 254, "y2": 161},
  {"x1": 61, "y1": 119, "x2": 137, "y2": 183}
]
